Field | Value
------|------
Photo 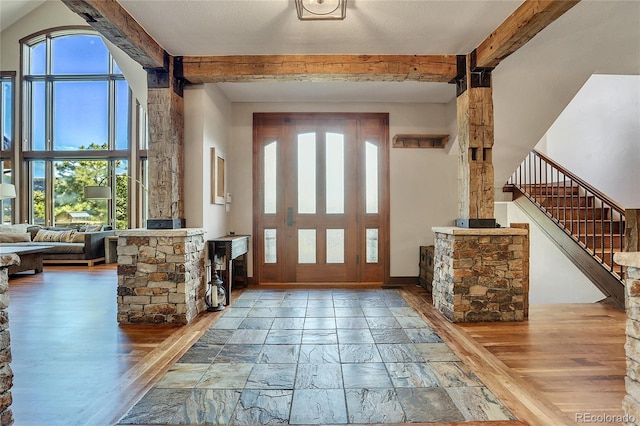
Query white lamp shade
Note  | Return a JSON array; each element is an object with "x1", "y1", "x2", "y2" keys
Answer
[
  {"x1": 84, "y1": 186, "x2": 112, "y2": 200},
  {"x1": 0, "y1": 184, "x2": 16, "y2": 199}
]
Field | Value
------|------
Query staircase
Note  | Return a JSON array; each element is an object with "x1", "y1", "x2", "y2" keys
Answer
[{"x1": 506, "y1": 150, "x2": 626, "y2": 306}]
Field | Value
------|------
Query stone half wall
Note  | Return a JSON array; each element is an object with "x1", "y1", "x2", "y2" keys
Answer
[
  {"x1": 117, "y1": 228, "x2": 206, "y2": 325},
  {"x1": 0, "y1": 253, "x2": 19, "y2": 426},
  {"x1": 615, "y1": 252, "x2": 640, "y2": 425},
  {"x1": 432, "y1": 226, "x2": 529, "y2": 322}
]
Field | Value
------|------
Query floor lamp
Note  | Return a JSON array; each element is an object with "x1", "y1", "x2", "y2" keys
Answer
[{"x1": 0, "y1": 184, "x2": 16, "y2": 225}]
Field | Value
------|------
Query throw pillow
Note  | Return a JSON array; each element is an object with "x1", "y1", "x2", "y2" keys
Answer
[
  {"x1": 0, "y1": 224, "x2": 29, "y2": 234},
  {"x1": 33, "y1": 229, "x2": 77, "y2": 243},
  {"x1": 84, "y1": 225, "x2": 103, "y2": 232},
  {"x1": 0, "y1": 233, "x2": 31, "y2": 243},
  {"x1": 72, "y1": 233, "x2": 86, "y2": 243}
]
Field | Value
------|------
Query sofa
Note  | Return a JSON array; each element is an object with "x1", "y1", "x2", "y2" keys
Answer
[{"x1": 0, "y1": 224, "x2": 115, "y2": 267}]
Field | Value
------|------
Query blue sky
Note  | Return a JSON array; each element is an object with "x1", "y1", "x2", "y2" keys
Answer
[{"x1": 30, "y1": 34, "x2": 129, "y2": 151}]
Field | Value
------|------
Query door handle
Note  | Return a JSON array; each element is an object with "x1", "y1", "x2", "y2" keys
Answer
[{"x1": 287, "y1": 207, "x2": 294, "y2": 226}]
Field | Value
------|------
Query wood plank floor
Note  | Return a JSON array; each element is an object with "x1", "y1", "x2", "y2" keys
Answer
[
  {"x1": 458, "y1": 301, "x2": 627, "y2": 425},
  {"x1": 5, "y1": 266, "x2": 627, "y2": 425},
  {"x1": 402, "y1": 286, "x2": 627, "y2": 426}
]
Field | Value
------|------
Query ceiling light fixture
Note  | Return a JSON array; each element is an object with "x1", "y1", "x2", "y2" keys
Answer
[{"x1": 295, "y1": 0, "x2": 346, "y2": 20}]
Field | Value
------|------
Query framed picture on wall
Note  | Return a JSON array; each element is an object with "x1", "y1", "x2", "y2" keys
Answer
[
  {"x1": 210, "y1": 148, "x2": 216, "y2": 204},
  {"x1": 214, "y1": 150, "x2": 226, "y2": 205}
]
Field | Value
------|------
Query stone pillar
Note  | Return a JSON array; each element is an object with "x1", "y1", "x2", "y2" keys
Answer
[
  {"x1": 614, "y1": 252, "x2": 640, "y2": 424},
  {"x1": 431, "y1": 226, "x2": 529, "y2": 322},
  {"x1": 116, "y1": 228, "x2": 206, "y2": 325},
  {"x1": 625, "y1": 209, "x2": 640, "y2": 253},
  {"x1": 146, "y1": 57, "x2": 186, "y2": 229},
  {"x1": 0, "y1": 254, "x2": 19, "y2": 426},
  {"x1": 455, "y1": 54, "x2": 495, "y2": 226}
]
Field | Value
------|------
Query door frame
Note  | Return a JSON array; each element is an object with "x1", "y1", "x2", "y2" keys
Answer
[{"x1": 252, "y1": 112, "x2": 390, "y2": 285}]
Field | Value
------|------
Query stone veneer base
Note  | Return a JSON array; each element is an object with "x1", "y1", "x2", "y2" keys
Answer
[
  {"x1": 614, "y1": 252, "x2": 640, "y2": 425},
  {"x1": 432, "y1": 226, "x2": 529, "y2": 323},
  {"x1": 0, "y1": 253, "x2": 19, "y2": 425},
  {"x1": 116, "y1": 228, "x2": 206, "y2": 325}
]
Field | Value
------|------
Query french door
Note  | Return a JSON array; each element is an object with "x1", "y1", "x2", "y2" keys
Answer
[{"x1": 253, "y1": 113, "x2": 389, "y2": 284}]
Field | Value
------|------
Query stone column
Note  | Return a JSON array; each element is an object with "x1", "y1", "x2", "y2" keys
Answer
[
  {"x1": 614, "y1": 252, "x2": 640, "y2": 424},
  {"x1": 431, "y1": 226, "x2": 529, "y2": 322},
  {"x1": 146, "y1": 57, "x2": 186, "y2": 229},
  {"x1": 116, "y1": 228, "x2": 206, "y2": 325},
  {"x1": 626, "y1": 209, "x2": 640, "y2": 253},
  {"x1": 0, "y1": 253, "x2": 19, "y2": 426},
  {"x1": 455, "y1": 54, "x2": 495, "y2": 227}
]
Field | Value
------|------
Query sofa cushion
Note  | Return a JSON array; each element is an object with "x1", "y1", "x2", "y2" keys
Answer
[
  {"x1": 0, "y1": 224, "x2": 29, "y2": 234},
  {"x1": 37, "y1": 242, "x2": 85, "y2": 255},
  {"x1": 50, "y1": 243, "x2": 85, "y2": 255},
  {"x1": 0, "y1": 233, "x2": 31, "y2": 243},
  {"x1": 34, "y1": 229, "x2": 77, "y2": 243}
]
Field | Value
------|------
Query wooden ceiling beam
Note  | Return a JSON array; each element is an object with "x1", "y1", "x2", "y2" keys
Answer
[
  {"x1": 61, "y1": 0, "x2": 166, "y2": 70},
  {"x1": 474, "y1": 0, "x2": 580, "y2": 69},
  {"x1": 179, "y1": 55, "x2": 458, "y2": 84}
]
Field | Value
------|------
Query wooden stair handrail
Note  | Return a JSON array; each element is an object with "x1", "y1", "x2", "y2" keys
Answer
[
  {"x1": 507, "y1": 149, "x2": 627, "y2": 289},
  {"x1": 532, "y1": 149, "x2": 625, "y2": 214}
]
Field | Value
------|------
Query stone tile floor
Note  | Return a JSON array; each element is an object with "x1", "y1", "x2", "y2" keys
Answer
[{"x1": 119, "y1": 289, "x2": 515, "y2": 425}]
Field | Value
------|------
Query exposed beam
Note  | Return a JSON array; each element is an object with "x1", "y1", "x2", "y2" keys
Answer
[
  {"x1": 475, "y1": 0, "x2": 580, "y2": 69},
  {"x1": 61, "y1": 0, "x2": 166, "y2": 70},
  {"x1": 180, "y1": 55, "x2": 458, "y2": 84}
]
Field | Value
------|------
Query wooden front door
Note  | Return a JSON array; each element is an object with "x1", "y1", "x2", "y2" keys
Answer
[{"x1": 253, "y1": 113, "x2": 389, "y2": 284}]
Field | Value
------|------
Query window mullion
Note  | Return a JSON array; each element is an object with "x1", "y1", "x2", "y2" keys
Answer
[
  {"x1": 46, "y1": 79, "x2": 53, "y2": 151},
  {"x1": 109, "y1": 76, "x2": 116, "y2": 150}
]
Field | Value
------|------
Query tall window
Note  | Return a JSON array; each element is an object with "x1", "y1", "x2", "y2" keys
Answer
[
  {"x1": 0, "y1": 74, "x2": 14, "y2": 224},
  {"x1": 22, "y1": 29, "x2": 144, "y2": 228}
]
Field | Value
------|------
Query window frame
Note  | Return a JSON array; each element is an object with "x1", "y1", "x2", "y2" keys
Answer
[
  {"x1": 20, "y1": 26, "x2": 147, "y2": 228},
  {"x1": 0, "y1": 72, "x2": 16, "y2": 224}
]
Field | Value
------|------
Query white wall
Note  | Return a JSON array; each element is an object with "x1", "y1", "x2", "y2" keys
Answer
[
  {"x1": 228, "y1": 102, "x2": 458, "y2": 278},
  {"x1": 491, "y1": 1, "x2": 640, "y2": 191},
  {"x1": 537, "y1": 74, "x2": 640, "y2": 207},
  {"x1": 183, "y1": 84, "x2": 231, "y2": 239},
  {"x1": 0, "y1": 1, "x2": 85, "y2": 70},
  {"x1": 495, "y1": 201, "x2": 605, "y2": 304}
]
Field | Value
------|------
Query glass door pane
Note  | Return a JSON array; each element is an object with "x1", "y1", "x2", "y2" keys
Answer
[
  {"x1": 326, "y1": 229, "x2": 345, "y2": 263},
  {"x1": 365, "y1": 142, "x2": 379, "y2": 214},
  {"x1": 264, "y1": 229, "x2": 277, "y2": 263},
  {"x1": 366, "y1": 228, "x2": 379, "y2": 263},
  {"x1": 326, "y1": 132, "x2": 344, "y2": 214},
  {"x1": 264, "y1": 141, "x2": 277, "y2": 214},
  {"x1": 298, "y1": 229, "x2": 317, "y2": 263},
  {"x1": 298, "y1": 133, "x2": 316, "y2": 214}
]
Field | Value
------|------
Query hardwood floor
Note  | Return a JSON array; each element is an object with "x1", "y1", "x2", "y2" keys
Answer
[
  {"x1": 7, "y1": 265, "x2": 221, "y2": 425},
  {"x1": 458, "y1": 302, "x2": 627, "y2": 425},
  {"x1": 402, "y1": 286, "x2": 627, "y2": 426},
  {"x1": 5, "y1": 266, "x2": 627, "y2": 425}
]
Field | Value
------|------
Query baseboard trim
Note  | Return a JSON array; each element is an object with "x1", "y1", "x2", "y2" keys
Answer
[
  {"x1": 244, "y1": 276, "x2": 419, "y2": 287},
  {"x1": 389, "y1": 276, "x2": 419, "y2": 286},
  {"x1": 44, "y1": 257, "x2": 105, "y2": 267}
]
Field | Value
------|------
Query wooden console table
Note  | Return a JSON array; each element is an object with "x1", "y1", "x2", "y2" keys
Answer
[{"x1": 208, "y1": 235, "x2": 249, "y2": 305}]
